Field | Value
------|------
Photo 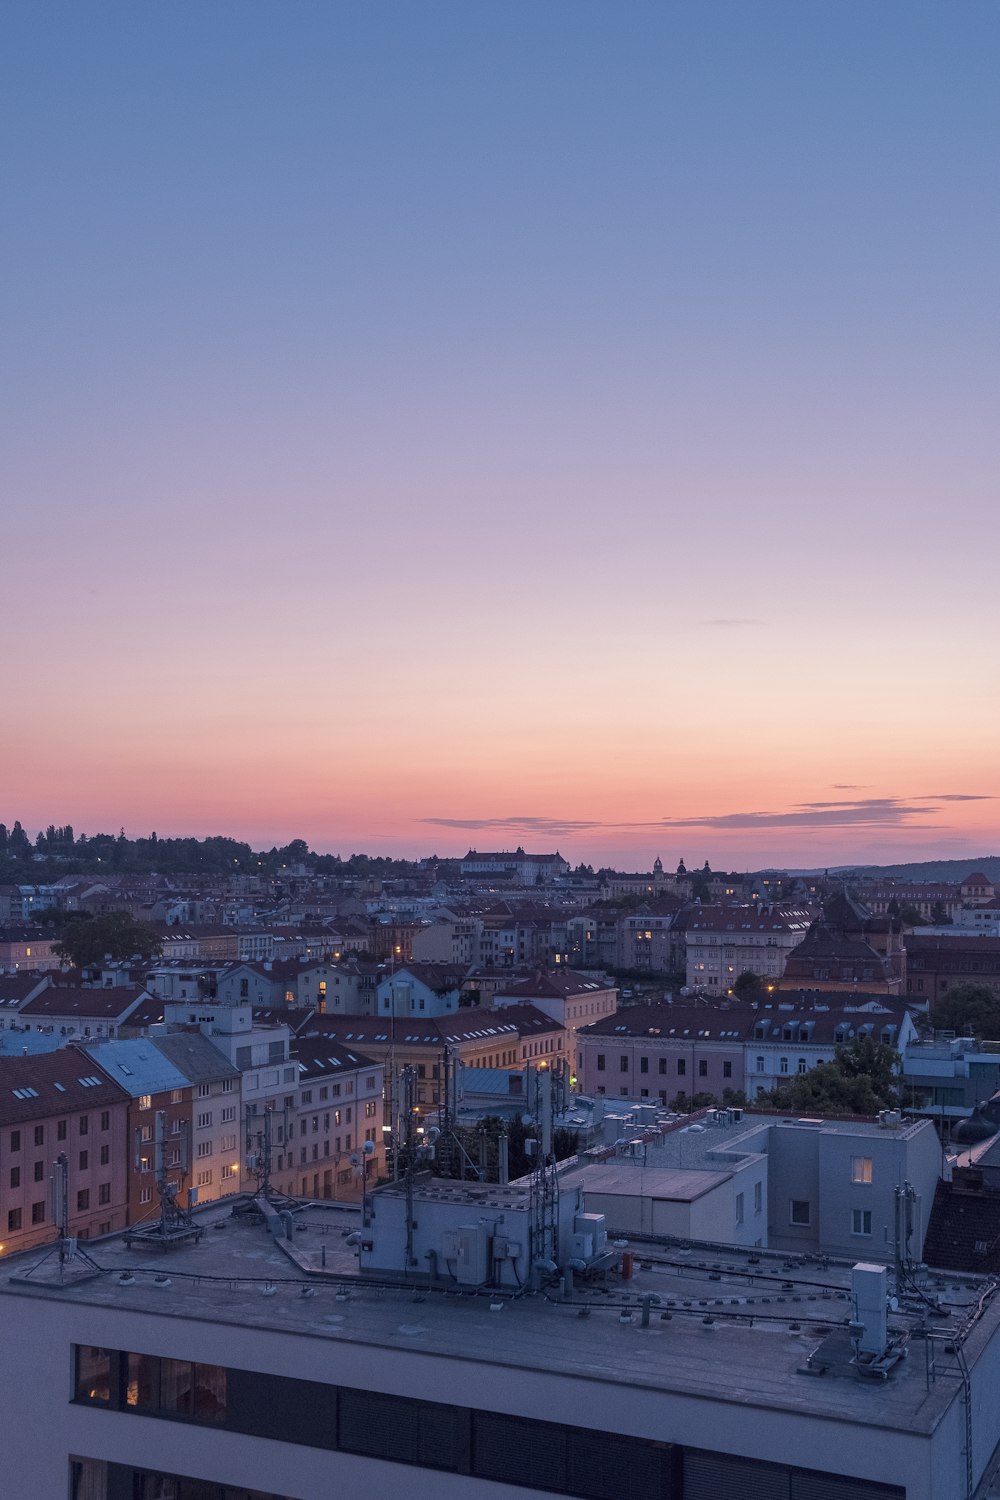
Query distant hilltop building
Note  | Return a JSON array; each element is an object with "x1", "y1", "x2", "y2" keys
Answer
[
  {"x1": 601, "y1": 855, "x2": 674, "y2": 899},
  {"x1": 460, "y1": 847, "x2": 570, "y2": 885}
]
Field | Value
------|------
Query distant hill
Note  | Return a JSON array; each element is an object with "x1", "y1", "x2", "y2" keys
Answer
[{"x1": 796, "y1": 857, "x2": 1000, "y2": 883}]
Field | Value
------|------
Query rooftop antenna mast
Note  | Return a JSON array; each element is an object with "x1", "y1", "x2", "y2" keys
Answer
[
  {"x1": 244, "y1": 1101, "x2": 292, "y2": 1203},
  {"x1": 526, "y1": 1063, "x2": 560, "y2": 1273},
  {"x1": 16, "y1": 1153, "x2": 104, "y2": 1285},
  {"x1": 124, "y1": 1111, "x2": 202, "y2": 1249}
]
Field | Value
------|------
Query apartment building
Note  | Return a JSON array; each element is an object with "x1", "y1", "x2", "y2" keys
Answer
[
  {"x1": 0, "y1": 1052, "x2": 130, "y2": 1255},
  {"x1": 685, "y1": 904, "x2": 813, "y2": 991}
]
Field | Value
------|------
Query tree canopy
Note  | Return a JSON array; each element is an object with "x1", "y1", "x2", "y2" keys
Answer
[
  {"x1": 54, "y1": 912, "x2": 163, "y2": 969},
  {"x1": 758, "y1": 1035, "x2": 899, "y2": 1115},
  {"x1": 732, "y1": 970, "x2": 770, "y2": 1001},
  {"x1": 930, "y1": 983, "x2": 1000, "y2": 1039}
]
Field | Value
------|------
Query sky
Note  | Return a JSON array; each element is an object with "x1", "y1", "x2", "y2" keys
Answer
[{"x1": 2, "y1": 3, "x2": 998, "y2": 869}]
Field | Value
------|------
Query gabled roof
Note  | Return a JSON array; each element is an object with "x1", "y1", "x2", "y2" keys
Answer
[
  {"x1": 20, "y1": 986, "x2": 151, "y2": 1021},
  {"x1": 152, "y1": 1031, "x2": 241, "y2": 1086},
  {"x1": 381, "y1": 963, "x2": 466, "y2": 993},
  {"x1": 494, "y1": 969, "x2": 611, "y2": 1001},
  {"x1": 471, "y1": 1003, "x2": 565, "y2": 1037},
  {"x1": 76, "y1": 1039, "x2": 190, "y2": 1098},
  {"x1": 121, "y1": 995, "x2": 166, "y2": 1029},
  {"x1": 0, "y1": 975, "x2": 50, "y2": 1009},
  {"x1": 291, "y1": 1038, "x2": 378, "y2": 1079},
  {"x1": 0, "y1": 1052, "x2": 130, "y2": 1126},
  {"x1": 250, "y1": 1005, "x2": 316, "y2": 1033},
  {"x1": 580, "y1": 1003, "x2": 757, "y2": 1041},
  {"x1": 686, "y1": 904, "x2": 813, "y2": 934}
]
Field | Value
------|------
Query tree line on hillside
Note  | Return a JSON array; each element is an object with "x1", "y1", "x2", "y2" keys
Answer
[{"x1": 0, "y1": 821, "x2": 431, "y2": 884}]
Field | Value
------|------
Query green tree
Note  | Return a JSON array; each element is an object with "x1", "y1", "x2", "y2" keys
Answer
[
  {"x1": 759, "y1": 1036, "x2": 899, "y2": 1115},
  {"x1": 931, "y1": 983, "x2": 1000, "y2": 1038},
  {"x1": 54, "y1": 912, "x2": 163, "y2": 969},
  {"x1": 732, "y1": 970, "x2": 768, "y2": 1001}
]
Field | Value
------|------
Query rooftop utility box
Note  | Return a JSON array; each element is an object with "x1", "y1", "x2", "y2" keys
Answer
[
  {"x1": 360, "y1": 1175, "x2": 586, "y2": 1289},
  {"x1": 574, "y1": 1213, "x2": 608, "y2": 1254},
  {"x1": 852, "y1": 1262, "x2": 888, "y2": 1355}
]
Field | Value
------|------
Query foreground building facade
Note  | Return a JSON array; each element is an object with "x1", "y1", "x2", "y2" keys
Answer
[{"x1": 6, "y1": 1190, "x2": 1000, "y2": 1500}]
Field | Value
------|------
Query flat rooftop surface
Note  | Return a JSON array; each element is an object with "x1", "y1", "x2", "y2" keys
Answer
[
  {"x1": 3, "y1": 1195, "x2": 998, "y2": 1439},
  {"x1": 576, "y1": 1164, "x2": 733, "y2": 1201}
]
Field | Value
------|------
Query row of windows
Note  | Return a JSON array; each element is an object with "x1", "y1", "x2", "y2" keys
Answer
[
  {"x1": 9, "y1": 1144, "x2": 110, "y2": 1185},
  {"x1": 2, "y1": 1113, "x2": 110, "y2": 1153},
  {"x1": 596, "y1": 1056, "x2": 733, "y2": 1079},
  {"x1": 72, "y1": 1456, "x2": 295, "y2": 1500},
  {"x1": 73, "y1": 1347, "x2": 902, "y2": 1500},
  {"x1": 6, "y1": 1178, "x2": 113, "y2": 1232}
]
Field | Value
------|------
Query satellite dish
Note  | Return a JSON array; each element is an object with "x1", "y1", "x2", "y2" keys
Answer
[
  {"x1": 521, "y1": 1113, "x2": 534, "y2": 1127},
  {"x1": 350, "y1": 1153, "x2": 361, "y2": 1168},
  {"x1": 362, "y1": 1139, "x2": 376, "y2": 1155}
]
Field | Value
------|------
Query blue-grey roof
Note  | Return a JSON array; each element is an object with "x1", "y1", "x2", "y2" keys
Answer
[
  {"x1": 76, "y1": 1038, "x2": 190, "y2": 1097},
  {"x1": 0, "y1": 1031, "x2": 68, "y2": 1057},
  {"x1": 458, "y1": 1065, "x2": 526, "y2": 1097}
]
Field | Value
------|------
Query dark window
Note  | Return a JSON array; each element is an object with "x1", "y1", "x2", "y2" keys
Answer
[
  {"x1": 57, "y1": 1120, "x2": 67, "y2": 1141},
  {"x1": 698, "y1": 1060, "x2": 708, "y2": 1078},
  {"x1": 100, "y1": 1111, "x2": 110, "y2": 1131},
  {"x1": 619, "y1": 1056, "x2": 629, "y2": 1073},
  {"x1": 677, "y1": 1058, "x2": 686, "y2": 1076},
  {"x1": 659, "y1": 1058, "x2": 667, "y2": 1074},
  {"x1": 74, "y1": 1347, "x2": 113, "y2": 1406},
  {"x1": 79, "y1": 1150, "x2": 88, "y2": 1171},
  {"x1": 474, "y1": 1412, "x2": 567, "y2": 1492},
  {"x1": 31, "y1": 1201, "x2": 45, "y2": 1225},
  {"x1": 640, "y1": 1058, "x2": 649, "y2": 1074},
  {"x1": 723, "y1": 1061, "x2": 732, "y2": 1078},
  {"x1": 7, "y1": 1208, "x2": 21, "y2": 1231},
  {"x1": 9, "y1": 1130, "x2": 20, "y2": 1151},
  {"x1": 34, "y1": 1125, "x2": 44, "y2": 1147},
  {"x1": 340, "y1": 1388, "x2": 467, "y2": 1472},
  {"x1": 126, "y1": 1353, "x2": 228, "y2": 1423},
  {"x1": 99, "y1": 1183, "x2": 111, "y2": 1205},
  {"x1": 77, "y1": 1190, "x2": 90, "y2": 1212},
  {"x1": 596, "y1": 1055, "x2": 605, "y2": 1072},
  {"x1": 79, "y1": 1116, "x2": 89, "y2": 1136},
  {"x1": 100, "y1": 1144, "x2": 110, "y2": 1165},
  {"x1": 71, "y1": 1347, "x2": 901, "y2": 1500},
  {"x1": 33, "y1": 1161, "x2": 44, "y2": 1182},
  {"x1": 9, "y1": 1166, "x2": 19, "y2": 1188}
]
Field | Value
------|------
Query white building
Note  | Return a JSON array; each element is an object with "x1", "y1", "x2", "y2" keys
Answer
[{"x1": 6, "y1": 1185, "x2": 1000, "y2": 1500}]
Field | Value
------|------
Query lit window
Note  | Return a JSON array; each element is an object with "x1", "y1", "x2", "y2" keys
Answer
[{"x1": 851, "y1": 1157, "x2": 873, "y2": 1185}]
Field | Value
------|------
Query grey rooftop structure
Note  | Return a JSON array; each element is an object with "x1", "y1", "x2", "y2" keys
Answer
[{"x1": 4, "y1": 1196, "x2": 1000, "y2": 1499}]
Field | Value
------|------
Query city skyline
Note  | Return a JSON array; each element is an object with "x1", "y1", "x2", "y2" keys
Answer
[{"x1": 4, "y1": 4, "x2": 998, "y2": 868}]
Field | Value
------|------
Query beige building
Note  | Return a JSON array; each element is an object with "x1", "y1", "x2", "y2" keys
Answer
[
  {"x1": 492, "y1": 970, "x2": 617, "y2": 1073},
  {"x1": 685, "y1": 904, "x2": 814, "y2": 992}
]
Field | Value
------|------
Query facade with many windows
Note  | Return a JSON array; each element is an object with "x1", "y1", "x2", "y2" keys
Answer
[
  {"x1": 0, "y1": 1052, "x2": 129, "y2": 1254},
  {"x1": 684, "y1": 904, "x2": 813, "y2": 992}
]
